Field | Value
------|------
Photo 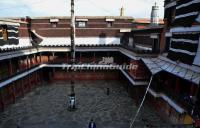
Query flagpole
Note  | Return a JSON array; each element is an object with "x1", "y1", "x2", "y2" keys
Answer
[{"x1": 68, "y1": 0, "x2": 76, "y2": 111}]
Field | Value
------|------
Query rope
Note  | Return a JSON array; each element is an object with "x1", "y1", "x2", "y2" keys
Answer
[
  {"x1": 129, "y1": 75, "x2": 154, "y2": 128},
  {"x1": 0, "y1": 0, "x2": 49, "y2": 11},
  {"x1": 86, "y1": 0, "x2": 115, "y2": 15}
]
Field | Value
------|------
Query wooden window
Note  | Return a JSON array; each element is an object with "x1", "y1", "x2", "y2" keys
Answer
[
  {"x1": 171, "y1": 8, "x2": 176, "y2": 22},
  {"x1": 77, "y1": 21, "x2": 86, "y2": 27},
  {"x1": 2, "y1": 25, "x2": 8, "y2": 41},
  {"x1": 51, "y1": 22, "x2": 58, "y2": 28},
  {"x1": 107, "y1": 22, "x2": 113, "y2": 27},
  {"x1": 50, "y1": 19, "x2": 59, "y2": 28}
]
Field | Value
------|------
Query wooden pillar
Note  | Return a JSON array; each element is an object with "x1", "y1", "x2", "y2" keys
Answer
[
  {"x1": 33, "y1": 73, "x2": 36, "y2": 87},
  {"x1": 38, "y1": 54, "x2": 40, "y2": 64},
  {"x1": 28, "y1": 74, "x2": 31, "y2": 90},
  {"x1": 26, "y1": 56, "x2": 29, "y2": 69},
  {"x1": 35, "y1": 54, "x2": 38, "y2": 64},
  {"x1": 66, "y1": 53, "x2": 69, "y2": 63},
  {"x1": 21, "y1": 79, "x2": 25, "y2": 97},
  {"x1": 39, "y1": 70, "x2": 43, "y2": 85},
  {"x1": 35, "y1": 72, "x2": 37, "y2": 86},
  {"x1": 80, "y1": 52, "x2": 82, "y2": 63},
  {"x1": 190, "y1": 83, "x2": 196, "y2": 96},
  {"x1": 18, "y1": 57, "x2": 21, "y2": 71},
  {"x1": 39, "y1": 71, "x2": 41, "y2": 84},
  {"x1": 47, "y1": 54, "x2": 50, "y2": 63},
  {"x1": 93, "y1": 52, "x2": 96, "y2": 63},
  {"x1": 49, "y1": 70, "x2": 52, "y2": 83},
  {"x1": 84, "y1": 52, "x2": 86, "y2": 63},
  {"x1": 133, "y1": 61, "x2": 137, "y2": 76},
  {"x1": 175, "y1": 78, "x2": 180, "y2": 94},
  {"x1": 34, "y1": 54, "x2": 36, "y2": 65},
  {"x1": 30, "y1": 55, "x2": 33, "y2": 67},
  {"x1": 36, "y1": 71, "x2": 38, "y2": 84},
  {"x1": 52, "y1": 52, "x2": 55, "y2": 63},
  {"x1": 195, "y1": 85, "x2": 200, "y2": 99},
  {"x1": 12, "y1": 83, "x2": 16, "y2": 103},
  {"x1": 33, "y1": 73, "x2": 36, "y2": 86},
  {"x1": 107, "y1": 52, "x2": 110, "y2": 57},
  {"x1": 129, "y1": 60, "x2": 134, "y2": 76},
  {"x1": 22, "y1": 58, "x2": 25, "y2": 70},
  {"x1": 53, "y1": 68, "x2": 55, "y2": 79},
  {"x1": 38, "y1": 70, "x2": 41, "y2": 85},
  {"x1": 40, "y1": 53, "x2": 42, "y2": 63},
  {"x1": 9, "y1": 59, "x2": 13, "y2": 76},
  {"x1": 0, "y1": 89, "x2": 5, "y2": 111}
]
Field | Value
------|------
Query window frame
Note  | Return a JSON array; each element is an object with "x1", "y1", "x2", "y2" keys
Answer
[
  {"x1": 77, "y1": 21, "x2": 87, "y2": 28},
  {"x1": 107, "y1": 21, "x2": 113, "y2": 28}
]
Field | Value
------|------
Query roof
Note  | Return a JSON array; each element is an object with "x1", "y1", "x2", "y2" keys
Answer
[
  {"x1": 132, "y1": 26, "x2": 164, "y2": 33},
  {"x1": 75, "y1": 16, "x2": 134, "y2": 20},
  {"x1": 0, "y1": 38, "x2": 32, "y2": 51},
  {"x1": 142, "y1": 56, "x2": 200, "y2": 85},
  {"x1": 3, "y1": 16, "x2": 134, "y2": 20},
  {"x1": 0, "y1": 19, "x2": 27, "y2": 25},
  {"x1": 134, "y1": 18, "x2": 164, "y2": 24},
  {"x1": 39, "y1": 37, "x2": 121, "y2": 47},
  {"x1": 0, "y1": 36, "x2": 121, "y2": 51}
]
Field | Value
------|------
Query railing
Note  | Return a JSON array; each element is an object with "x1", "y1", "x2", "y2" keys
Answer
[
  {"x1": 124, "y1": 70, "x2": 149, "y2": 82},
  {"x1": 0, "y1": 57, "x2": 115, "y2": 81},
  {"x1": 121, "y1": 45, "x2": 155, "y2": 54},
  {"x1": 50, "y1": 57, "x2": 108, "y2": 65},
  {"x1": 151, "y1": 83, "x2": 200, "y2": 117}
]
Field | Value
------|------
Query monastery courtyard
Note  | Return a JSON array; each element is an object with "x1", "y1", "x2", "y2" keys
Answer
[{"x1": 0, "y1": 80, "x2": 177, "y2": 128}]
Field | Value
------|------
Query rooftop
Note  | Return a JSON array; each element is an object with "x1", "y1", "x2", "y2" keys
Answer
[
  {"x1": 134, "y1": 18, "x2": 164, "y2": 24},
  {"x1": 1, "y1": 16, "x2": 134, "y2": 20}
]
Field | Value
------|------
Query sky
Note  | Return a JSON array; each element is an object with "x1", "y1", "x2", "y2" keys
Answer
[{"x1": 0, "y1": 0, "x2": 164, "y2": 18}]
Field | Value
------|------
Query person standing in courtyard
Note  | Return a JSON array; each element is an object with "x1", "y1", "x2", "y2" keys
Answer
[
  {"x1": 88, "y1": 119, "x2": 96, "y2": 128},
  {"x1": 106, "y1": 88, "x2": 110, "y2": 95}
]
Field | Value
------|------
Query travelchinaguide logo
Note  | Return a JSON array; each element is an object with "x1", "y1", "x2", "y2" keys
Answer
[{"x1": 64, "y1": 57, "x2": 138, "y2": 70}]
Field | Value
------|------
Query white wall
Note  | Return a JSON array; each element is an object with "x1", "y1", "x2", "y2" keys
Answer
[
  {"x1": 39, "y1": 37, "x2": 121, "y2": 46},
  {"x1": 0, "y1": 38, "x2": 32, "y2": 50},
  {"x1": 193, "y1": 36, "x2": 200, "y2": 66}
]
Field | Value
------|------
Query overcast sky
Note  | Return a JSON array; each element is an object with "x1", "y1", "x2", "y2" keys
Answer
[{"x1": 0, "y1": 0, "x2": 164, "y2": 18}]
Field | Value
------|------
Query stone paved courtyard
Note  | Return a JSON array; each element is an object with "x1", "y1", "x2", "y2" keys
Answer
[{"x1": 0, "y1": 80, "x2": 171, "y2": 128}]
